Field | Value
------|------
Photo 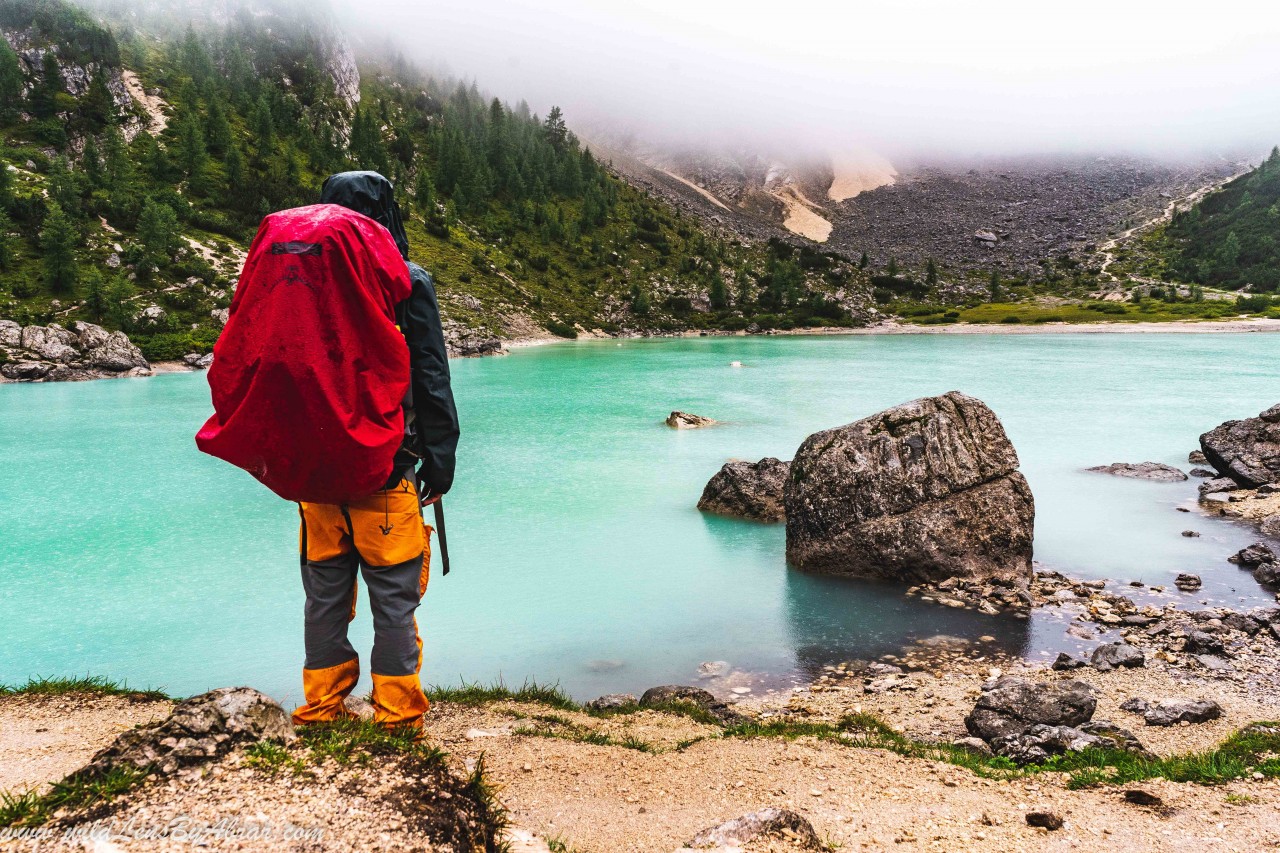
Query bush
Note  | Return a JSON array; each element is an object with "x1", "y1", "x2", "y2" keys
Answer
[
  {"x1": 1032, "y1": 314, "x2": 1065, "y2": 324},
  {"x1": 133, "y1": 328, "x2": 219, "y2": 361},
  {"x1": 546, "y1": 320, "x2": 577, "y2": 339},
  {"x1": 1000, "y1": 315, "x2": 1022, "y2": 323}
]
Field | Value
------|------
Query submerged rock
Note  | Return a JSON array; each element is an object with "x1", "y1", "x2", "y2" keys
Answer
[
  {"x1": 965, "y1": 676, "x2": 1096, "y2": 742},
  {"x1": 1200, "y1": 403, "x2": 1280, "y2": 487},
  {"x1": 1189, "y1": 450, "x2": 1208, "y2": 465},
  {"x1": 1086, "y1": 462, "x2": 1187, "y2": 482},
  {"x1": 667, "y1": 410, "x2": 717, "y2": 429},
  {"x1": 687, "y1": 808, "x2": 821, "y2": 850},
  {"x1": 80, "y1": 687, "x2": 293, "y2": 779},
  {"x1": 784, "y1": 391, "x2": 1034, "y2": 583},
  {"x1": 697, "y1": 457, "x2": 790, "y2": 522}
]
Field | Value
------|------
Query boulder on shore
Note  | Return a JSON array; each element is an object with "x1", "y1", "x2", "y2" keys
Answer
[
  {"x1": 965, "y1": 676, "x2": 1096, "y2": 742},
  {"x1": 1086, "y1": 462, "x2": 1187, "y2": 482},
  {"x1": 79, "y1": 687, "x2": 293, "y2": 779},
  {"x1": 784, "y1": 391, "x2": 1034, "y2": 583},
  {"x1": 667, "y1": 410, "x2": 717, "y2": 429},
  {"x1": 697, "y1": 457, "x2": 790, "y2": 522},
  {"x1": 0, "y1": 320, "x2": 150, "y2": 381},
  {"x1": 1200, "y1": 403, "x2": 1280, "y2": 487}
]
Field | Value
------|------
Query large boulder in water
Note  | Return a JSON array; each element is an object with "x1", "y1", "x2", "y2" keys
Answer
[
  {"x1": 1200, "y1": 403, "x2": 1280, "y2": 488},
  {"x1": 697, "y1": 457, "x2": 790, "y2": 522},
  {"x1": 783, "y1": 391, "x2": 1034, "y2": 583}
]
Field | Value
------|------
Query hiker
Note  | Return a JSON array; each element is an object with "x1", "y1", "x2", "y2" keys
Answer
[
  {"x1": 292, "y1": 171, "x2": 459, "y2": 731},
  {"x1": 196, "y1": 171, "x2": 458, "y2": 733}
]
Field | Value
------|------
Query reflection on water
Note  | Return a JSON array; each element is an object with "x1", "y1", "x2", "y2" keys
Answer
[{"x1": 781, "y1": 569, "x2": 1033, "y2": 677}]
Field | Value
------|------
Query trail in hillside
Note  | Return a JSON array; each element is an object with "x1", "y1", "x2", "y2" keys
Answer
[{"x1": 1097, "y1": 168, "x2": 1249, "y2": 282}]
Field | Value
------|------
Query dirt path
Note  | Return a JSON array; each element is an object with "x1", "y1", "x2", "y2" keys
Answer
[
  {"x1": 0, "y1": 694, "x2": 171, "y2": 796},
  {"x1": 1097, "y1": 170, "x2": 1249, "y2": 281}
]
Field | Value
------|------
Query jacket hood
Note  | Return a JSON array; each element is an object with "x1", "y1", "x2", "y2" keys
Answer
[{"x1": 319, "y1": 171, "x2": 410, "y2": 260}]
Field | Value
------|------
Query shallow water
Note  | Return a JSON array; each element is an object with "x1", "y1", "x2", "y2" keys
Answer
[{"x1": 2, "y1": 333, "x2": 1277, "y2": 704}]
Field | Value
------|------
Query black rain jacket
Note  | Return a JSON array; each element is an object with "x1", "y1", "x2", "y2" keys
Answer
[{"x1": 319, "y1": 171, "x2": 459, "y2": 495}]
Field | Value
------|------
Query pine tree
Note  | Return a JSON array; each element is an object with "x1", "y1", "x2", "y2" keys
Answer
[
  {"x1": 205, "y1": 99, "x2": 232, "y2": 157},
  {"x1": 543, "y1": 106, "x2": 568, "y2": 150},
  {"x1": 82, "y1": 267, "x2": 106, "y2": 320},
  {"x1": 48, "y1": 158, "x2": 81, "y2": 220},
  {"x1": 82, "y1": 136, "x2": 104, "y2": 189},
  {"x1": 0, "y1": 160, "x2": 13, "y2": 211},
  {"x1": 0, "y1": 40, "x2": 22, "y2": 123},
  {"x1": 988, "y1": 270, "x2": 1002, "y2": 301},
  {"x1": 925, "y1": 257, "x2": 938, "y2": 286},
  {"x1": 886, "y1": 257, "x2": 899, "y2": 277},
  {"x1": 81, "y1": 72, "x2": 115, "y2": 132},
  {"x1": 41, "y1": 203, "x2": 80, "y2": 293},
  {"x1": 0, "y1": 210, "x2": 12, "y2": 271},
  {"x1": 414, "y1": 167, "x2": 435, "y2": 214},
  {"x1": 709, "y1": 273, "x2": 728, "y2": 311},
  {"x1": 31, "y1": 53, "x2": 65, "y2": 120},
  {"x1": 104, "y1": 275, "x2": 135, "y2": 330},
  {"x1": 137, "y1": 200, "x2": 179, "y2": 278},
  {"x1": 177, "y1": 113, "x2": 210, "y2": 193},
  {"x1": 858, "y1": 251, "x2": 869, "y2": 269}
]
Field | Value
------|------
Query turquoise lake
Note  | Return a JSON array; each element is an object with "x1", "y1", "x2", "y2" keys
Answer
[{"x1": 2, "y1": 333, "x2": 1278, "y2": 706}]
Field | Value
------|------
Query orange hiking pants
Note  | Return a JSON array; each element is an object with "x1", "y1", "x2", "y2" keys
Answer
[{"x1": 293, "y1": 478, "x2": 432, "y2": 730}]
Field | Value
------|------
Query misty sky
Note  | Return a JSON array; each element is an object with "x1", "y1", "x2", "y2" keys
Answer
[{"x1": 345, "y1": 0, "x2": 1280, "y2": 160}]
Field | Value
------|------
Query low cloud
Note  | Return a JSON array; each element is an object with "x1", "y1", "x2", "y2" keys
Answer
[{"x1": 344, "y1": 0, "x2": 1280, "y2": 161}]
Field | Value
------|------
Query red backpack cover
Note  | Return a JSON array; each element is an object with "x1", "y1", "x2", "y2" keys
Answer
[{"x1": 196, "y1": 204, "x2": 412, "y2": 504}]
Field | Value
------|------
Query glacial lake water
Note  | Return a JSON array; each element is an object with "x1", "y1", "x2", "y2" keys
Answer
[{"x1": 2, "y1": 332, "x2": 1278, "y2": 706}]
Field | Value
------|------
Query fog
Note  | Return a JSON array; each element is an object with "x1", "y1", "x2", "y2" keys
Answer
[{"x1": 341, "y1": 0, "x2": 1280, "y2": 161}]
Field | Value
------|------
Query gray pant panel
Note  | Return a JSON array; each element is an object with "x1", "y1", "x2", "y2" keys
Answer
[
  {"x1": 300, "y1": 552, "x2": 359, "y2": 670},
  {"x1": 302, "y1": 552, "x2": 424, "y2": 676},
  {"x1": 360, "y1": 556, "x2": 424, "y2": 677}
]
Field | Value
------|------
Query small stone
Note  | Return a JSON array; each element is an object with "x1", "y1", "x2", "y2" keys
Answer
[
  {"x1": 1051, "y1": 652, "x2": 1086, "y2": 671},
  {"x1": 1123, "y1": 789, "x2": 1163, "y2": 806},
  {"x1": 1181, "y1": 530, "x2": 1201, "y2": 538}
]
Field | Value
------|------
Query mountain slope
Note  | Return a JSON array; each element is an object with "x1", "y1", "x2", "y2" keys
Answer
[{"x1": 0, "y1": 0, "x2": 879, "y2": 370}]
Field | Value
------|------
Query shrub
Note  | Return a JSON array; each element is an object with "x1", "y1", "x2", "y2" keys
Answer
[
  {"x1": 546, "y1": 320, "x2": 577, "y2": 339},
  {"x1": 1000, "y1": 315, "x2": 1022, "y2": 323}
]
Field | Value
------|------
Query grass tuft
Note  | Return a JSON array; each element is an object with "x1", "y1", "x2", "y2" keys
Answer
[
  {"x1": 425, "y1": 679, "x2": 579, "y2": 711},
  {"x1": 297, "y1": 719, "x2": 445, "y2": 766},
  {"x1": 244, "y1": 741, "x2": 309, "y2": 776},
  {"x1": 0, "y1": 765, "x2": 150, "y2": 828},
  {"x1": 0, "y1": 676, "x2": 169, "y2": 702}
]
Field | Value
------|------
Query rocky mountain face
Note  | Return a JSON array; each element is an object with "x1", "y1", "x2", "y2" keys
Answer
[
  {"x1": 596, "y1": 134, "x2": 1239, "y2": 282},
  {"x1": 0, "y1": 319, "x2": 151, "y2": 380}
]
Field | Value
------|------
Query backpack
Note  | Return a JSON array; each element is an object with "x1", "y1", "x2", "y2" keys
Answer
[{"x1": 196, "y1": 204, "x2": 412, "y2": 504}]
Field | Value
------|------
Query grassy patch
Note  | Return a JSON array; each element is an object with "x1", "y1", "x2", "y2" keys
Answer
[
  {"x1": 296, "y1": 719, "x2": 445, "y2": 767},
  {"x1": 512, "y1": 718, "x2": 659, "y2": 753},
  {"x1": 425, "y1": 679, "x2": 579, "y2": 712},
  {"x1": 626, "y1": 700, "x2": 722, "y2": 727},
  {"x1": 723, "y1": 713, "x2": 1280, "y2": 788},
  {"x1": 244, "y1": 741, "x2": 309, "y2": 777},
  {"x1": 0, "y1": 765, "x2": 149, "y2": 829},
  {"x1": 1046, "y1": 724, "x2": 1280, "y2": 789},
  {"x1": 0, "y1": 676, "x2": 169, "y2": 702}
]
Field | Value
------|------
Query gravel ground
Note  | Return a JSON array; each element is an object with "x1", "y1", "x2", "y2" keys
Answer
[
  {"x1": 3, "y1": 664, "x2": 1280, "y2": 852},
  {"x1": 0, "y1": 694, "x2": 171, "y2": 795}
]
